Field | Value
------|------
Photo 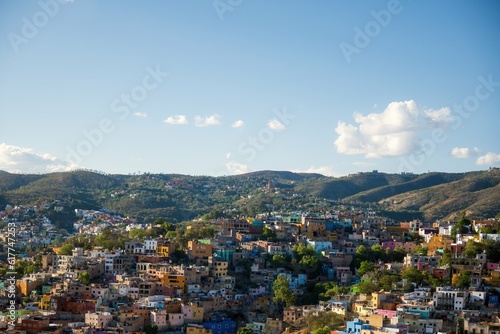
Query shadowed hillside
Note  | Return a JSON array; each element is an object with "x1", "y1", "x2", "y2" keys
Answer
[{"x1": 0, "y1": 169, "x2": 498, "y2": 226}]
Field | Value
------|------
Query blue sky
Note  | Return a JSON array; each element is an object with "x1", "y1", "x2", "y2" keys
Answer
[{"x1": 1, "y1": 0, "x2": 499, "y2": 176}]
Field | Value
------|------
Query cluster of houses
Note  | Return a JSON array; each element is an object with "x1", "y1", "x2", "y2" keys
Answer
[
  {"x1": 1, "y1": 203, "x2": 500, "y2": 334},
  {"x1": 0, "y1": 204, "x2": 65, "y2": 250}
]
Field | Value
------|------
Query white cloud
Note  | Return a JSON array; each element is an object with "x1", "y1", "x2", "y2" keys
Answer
[
  {"x1": 267, "y1": 119, "x2": 285, "y2": 131},
  {"x1": 231, "y1": 120, "x2": 245, "y2": 128},
  {"x1": 226, "y1": 152, "x2": 231, "y2": 159},
  {"x1": 335, "y1": 100, "x2": 420, "y2": 158},
  {"x1": 423, "y1": 107, "x2": 454, "y2": 126},
  {"x1": 163, "y1": 115, "x2": 188, "y2": 125},
  {"x1": 476, "y1": 152, "x2": 500, "y2": 166},
  {"x1": 133, "y1": 112, "x2": 148, "y2": 118},
  {"x1": 195, "y1": 114, "x2": 221, "y2": 127},
  {"x1": 294, "y1": 166, "x2": 339, "y2": 177},
  {"x1": 225, "y1": 161, "x2": 249, "y2": 175},
  {"x1": 0, "y1": 143, "x2": 77, "y2": 173},
  {"x1": 451, "y1": 147, "x2": 480, "y2": 158}
]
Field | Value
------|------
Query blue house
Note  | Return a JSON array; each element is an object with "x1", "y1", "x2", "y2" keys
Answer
[
  {"x1": 203, "y1": 318, "x2": 237, "y2": 334},
  {"x1": 346, "y1": 318, "x2": 370, "y2": 334}
]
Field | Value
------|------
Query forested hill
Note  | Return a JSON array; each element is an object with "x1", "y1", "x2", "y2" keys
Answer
[{"x1": 0, "y1": 168, "x2": 498, "y2": 229}]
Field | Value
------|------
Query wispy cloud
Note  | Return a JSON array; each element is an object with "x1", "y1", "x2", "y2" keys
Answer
[
  {"x1": 423, "y1": 107, "x2": 454, "y2": 126},
  {"x1": 0, "y1": 143, "x2": 76, "y2": 173},
  {"x1": 195, "y1": 114, "x2": 221, "y2": 127},
  {"x1": 293, "y1": 165, "x2": 339, "y2": 177},
  {"x1": 476, "y1": 152, "x2": 500, "y2": 166},
  {"x1": 133, "y1": 112, "x2": 148, "y2": 118},
  {"x1": 231, "y1": 120, "x2": 245, "y2": 128},
  {"x1": 267, "y1": 119, "x2": 285, "y2": 131},
  {"x1": 451, "y1": 147, "x2": 480, "y2": 158},
  {"x1": 163, "y1": 115, "x2": 188, "y2": 125},
  {"x1": 225, "y1": 161, "x2": 249, "y2": 175}
]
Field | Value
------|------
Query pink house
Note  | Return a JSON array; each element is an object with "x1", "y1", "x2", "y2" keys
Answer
[
  {"x1": 396, "y1": 242, "x2": 416, "y2": 252},
  {"x1": 488, "y1": 263, "x2": 500, "y2": 270},
  {"x1": 375, "y1": 309, "x2": 397, "y2": 319},
  {"x1": 382, "y1": 241, "x2": 397, "y2": 251},
  {"x1": 168, "y1": 313, "x2": 185, "y2": 327}
]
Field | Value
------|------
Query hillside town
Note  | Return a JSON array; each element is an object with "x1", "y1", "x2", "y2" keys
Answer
[{"x1": 1, "y1": 202, "x2": 500, "y2": 334}]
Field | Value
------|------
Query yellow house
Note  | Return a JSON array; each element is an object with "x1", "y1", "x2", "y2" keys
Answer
[
  {"x1": 156, "y1": 245, "x2": 173, "y2": 257},
  {"x1": 16, "y1": 278, "x2": 42, "y2": 296},
  {"x1": 161, "y1": 273, "x2": 185, "y2": 292},
  {"x1": 427, "y1": 235, "x2": 453, "y2": 255},
  {"x1": 188, "y1": 240, "x2": 213, "y2": 259},
  {"x1": 190, "y1": 304, "x2": 204, "y2": 322},
  {"x1": 187, "y1": 324, "x2": 212, "y2": 334},
  {"x1": 40, "y1": 294, "x2": 51, "y2": 310},
  {"x1": 483, "y1": 270, "x2": 500, "y2": 287},
  {"x1": 328, "y1": 231, "x2": 338, "y2": 242}
]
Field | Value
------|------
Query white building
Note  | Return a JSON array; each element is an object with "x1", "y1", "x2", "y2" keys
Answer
[
  {"x1": 151, "y1": 310, "x2": 168, "y2": 328},
  {"x1": 433, "y1": 287, "x2": 468, "y2": 311},
  {"x1": 85, "y1": 312, "x2": 112, "y2": 329},
  {"x1": 306, "y1": 239, "x2": 332, "y2": 252},
  {"x1": 145, "y1": 238, "x2": 158, "y2": 253}
]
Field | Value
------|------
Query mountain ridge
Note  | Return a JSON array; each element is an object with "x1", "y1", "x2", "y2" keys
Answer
[{"x1": 0, "y1": 169, "x2": 498, "y2": 228}]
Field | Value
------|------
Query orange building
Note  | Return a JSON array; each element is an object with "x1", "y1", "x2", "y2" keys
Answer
[
  {"x1": 161, "y1": 273, "x2": 185, "y2": 293},
  {"x1": 16, "y1": 278, "x2": 42, "y2": 296},
  {"x1": 427, "y1": 235, "x2": 453, "y2": 255},
  {"x1": 188, "y1": 240, "x2": 213, "y2": 259},
  {"x1": 156, "y1": 242, "x2": 175, "y2": 257},
  {"x1": 20, "y1": 316, "x2": 50, "y2": 334}
]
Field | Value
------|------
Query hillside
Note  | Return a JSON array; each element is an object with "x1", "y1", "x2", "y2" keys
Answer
[
  {"x1": 0, "y1": 169, "x2": 498, "y2": 229},
  {"x1": 379, "y1": 168, "x2": 500, "y2": 221}
]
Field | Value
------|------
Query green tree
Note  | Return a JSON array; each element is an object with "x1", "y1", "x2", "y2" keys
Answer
[
  {"x1": 414, "y1": 246, "x2": 428, "y2": 255},
  {"x1": 129, "y1": 228, "x2": 147, "y2": 240},
  {"x1": 300, "y1": 254, "x2": 321, "y2": 269},
  {"x1": 78, "y1": 271, "x2": 91, "y2": 285},
  {"x1": 272, "y1": 275, "x2": 297, "y2": 307},
  {"x1": 145, "y1": 324, "x2": 158, "y2": 334},
  {"x1": 262, "y1": 227, "x2": 277, "y2": 241},
  {"x1": 355, "y1": 245, "x2": 367, "y2": 256},
  {"x1": 59, "y1": 242, "x2": 75, "y2": 255},
  {"x1": 370, "y1": 244, "x2": 384, "y2": 259},
  {"x1": 293, "y1": 243, "x2": 317, "y2": 259},
  {"x1": 379, "y1": 273, "x2": 399, "y2": 291},
  {"x1": 358, "y1": 280, "x2": 378, "y2": 294},
  {"x1": 463, "y1": 241, "x2": 483, "y2": 258},
  {"x1": 451, "y1": 213, "x2": 471, "y2": 241},
  {"x1": 453, "y1": 271, "x2": 471, "y2": 288},
  {"x1": 305, "y1": 311, "x2": 345, "y2": 331},
  {"x1": 312, "y1": 327, "x2": 331, "y2": 334},
  {"x1": 271, "y1": 254, "x2": 289, "y2": 269},
  {"x1": 439, "y1": 249, "x2": 452, "y2": 266},
  {"x1": 482, "y1": 239, "x2": 500, "y2": 262},
  {"x1": 237, "y1": 328, "x2": 252, "y2": 334},
  {"x1": 401, "y1": 267, "x2": 426, "y2": 286},
  {"x1": 357, "y1": 261, "x2": 375, "y2": 277},
  {"x1": 321, "y1": 284, "x2": 350, "y2": 300}
]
